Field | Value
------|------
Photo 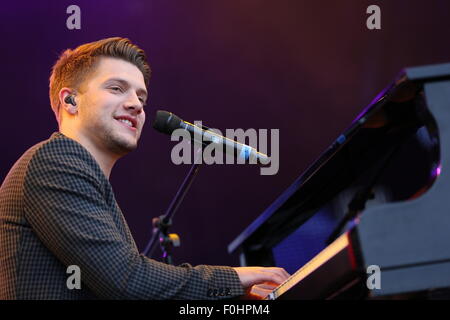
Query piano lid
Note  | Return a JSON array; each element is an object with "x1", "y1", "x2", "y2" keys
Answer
[{"x1": 228, "y1": 62, "x2": 450, "y2": 255}]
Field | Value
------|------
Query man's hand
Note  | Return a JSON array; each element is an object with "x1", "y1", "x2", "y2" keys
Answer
[{"x1": 233, "y1": 267, "x2": 290, "y2": 299}]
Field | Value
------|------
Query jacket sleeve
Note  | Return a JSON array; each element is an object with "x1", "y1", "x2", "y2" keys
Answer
[{"x1": 23, "y1": 141, "x2": 244, "y2": 299}]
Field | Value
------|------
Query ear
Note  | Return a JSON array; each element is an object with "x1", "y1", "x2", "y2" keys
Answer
[{"x1": 59, "y1": 88, "x2": 78, "y2": 115}]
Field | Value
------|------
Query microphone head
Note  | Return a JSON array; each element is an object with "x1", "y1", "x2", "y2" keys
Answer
[{"x1": 152, "y1": 110, "x2": 182, "y2": 135}]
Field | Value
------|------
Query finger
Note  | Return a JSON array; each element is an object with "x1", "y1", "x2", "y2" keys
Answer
[
  {"x1": 250, "y1": 286, "x2": 273, "y2": 299},
  {"x1": 252, "y1": 282, "x2": 278, "y2": 291},
  {"x1": 264, "y1": 273, "x2": 285, "y2": 286},
  {"x1": 263, "y1": 267, "x2": 291, "y2": 279},
  {"x1": 260, "y1": 268, "x2": 290, "y2": 283}
]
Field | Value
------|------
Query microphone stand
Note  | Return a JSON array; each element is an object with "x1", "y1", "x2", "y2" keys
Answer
[{"x1": 143, "y1": 145, "x2": 203, "y2": 264}]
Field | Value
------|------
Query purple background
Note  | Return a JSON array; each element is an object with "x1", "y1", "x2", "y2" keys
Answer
[{"x1": 1, "y1": 0, "x2": 449, "y2": 267}]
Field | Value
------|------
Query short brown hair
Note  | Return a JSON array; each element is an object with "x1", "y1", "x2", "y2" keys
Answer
[{"x1": 49, "y1": 37, "x2": 151, "y2": 123}]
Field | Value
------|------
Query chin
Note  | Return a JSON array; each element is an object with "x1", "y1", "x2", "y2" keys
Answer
[
  {"x1": 115, "y1": 137, "x2": 138, "y2": 154},
  {"x1": 105, "y1": 131, "x2": 138, "y2": 155}
]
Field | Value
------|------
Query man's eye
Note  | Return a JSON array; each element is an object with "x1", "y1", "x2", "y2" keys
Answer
[{"x1": 109, "y1": 86, "x2": 123, "y2": 92}]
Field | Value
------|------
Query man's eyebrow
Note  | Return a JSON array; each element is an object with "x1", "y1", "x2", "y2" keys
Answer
[{"x1": 104, "y1": 77, "x2": 148, "y2": 99}]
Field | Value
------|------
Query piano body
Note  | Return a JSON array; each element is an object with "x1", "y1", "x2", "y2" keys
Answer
[{"x1": 228, "y1": 62, "x2": 450, "y2": 299}]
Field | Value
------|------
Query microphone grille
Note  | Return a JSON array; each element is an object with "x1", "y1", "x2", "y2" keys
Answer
[{"x1": 152, "y1": 110, "x2": 182, "y2": 135}]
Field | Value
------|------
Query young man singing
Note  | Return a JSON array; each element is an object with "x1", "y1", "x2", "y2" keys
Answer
[{"x1": 0, "y1": 37, "x2": 289, "y2": 299}]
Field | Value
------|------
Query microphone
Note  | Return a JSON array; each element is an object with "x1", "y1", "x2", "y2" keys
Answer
[{"x1": 152, "y1": 110, "x2": 270, "y2": 165}]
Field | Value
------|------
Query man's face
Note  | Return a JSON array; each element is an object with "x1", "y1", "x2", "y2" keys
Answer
[{"x1": 75, "y1": 57, "x2": 147, "y2": 156}]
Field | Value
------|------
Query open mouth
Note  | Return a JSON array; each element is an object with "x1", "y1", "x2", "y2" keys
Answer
[{"x1": 115, "y1": 116, "x2": 137, "y2": 131}]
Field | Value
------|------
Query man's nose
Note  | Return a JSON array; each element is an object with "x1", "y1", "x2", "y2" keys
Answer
[{"x1": 124, "y1": 94, "x2": 144, "y2": 114}]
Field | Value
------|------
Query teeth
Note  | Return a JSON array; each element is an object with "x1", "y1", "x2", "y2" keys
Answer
[{"x1": 118, "y1": 119, "x2": 133, "y2": 127}]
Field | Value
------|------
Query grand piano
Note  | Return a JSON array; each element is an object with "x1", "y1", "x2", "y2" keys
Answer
[{"x1": 228, "y1": 62, "x2": 450, "y2": 299}]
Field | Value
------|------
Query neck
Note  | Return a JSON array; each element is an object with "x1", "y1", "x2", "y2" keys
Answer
[{"x1": 59, "y1": 128, "x2": 119, "y2": 179}]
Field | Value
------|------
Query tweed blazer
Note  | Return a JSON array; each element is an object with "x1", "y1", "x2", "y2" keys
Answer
[{"x1": 0, "y1": 132, "x2": 244, "y2": 299}]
